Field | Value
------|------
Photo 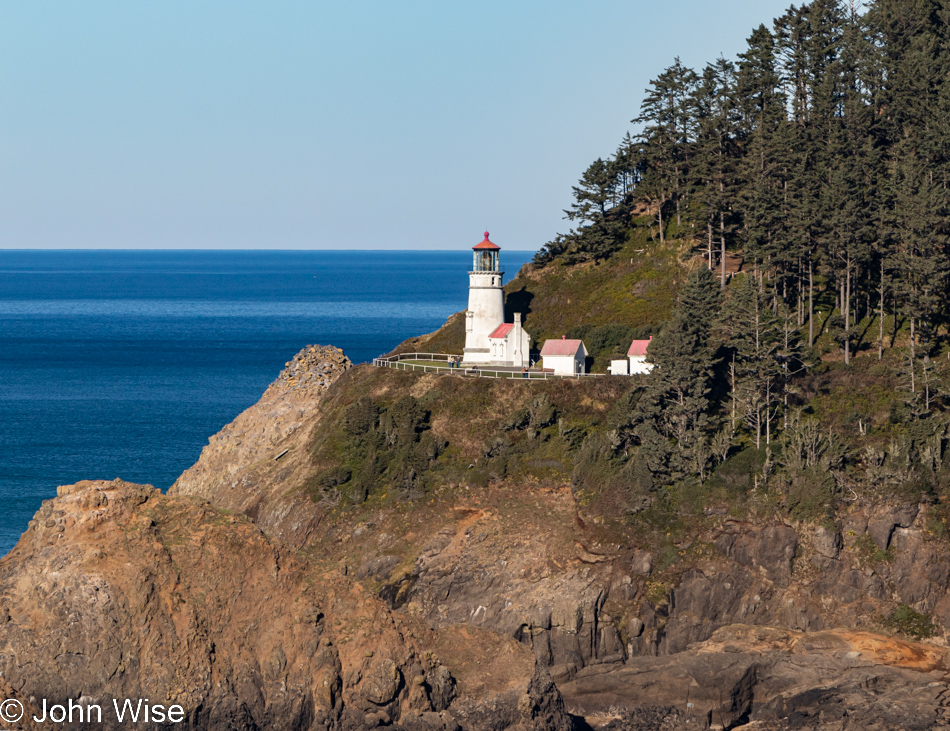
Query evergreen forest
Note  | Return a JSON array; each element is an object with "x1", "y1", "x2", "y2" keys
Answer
[
  {"x1": 536, "y1": 0, "x2": 949, "y2": 369},
  {"x1": 519, "y1": 0, "x2": 950, "y2": 519}
]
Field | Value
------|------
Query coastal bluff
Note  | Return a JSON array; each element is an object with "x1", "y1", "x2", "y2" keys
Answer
[
  {"x1": 170, "y1": 344, "x2": 352, "y2": 546},
  {"x1": 4, "y1": 344, "x2": 950, "y2": 729}
]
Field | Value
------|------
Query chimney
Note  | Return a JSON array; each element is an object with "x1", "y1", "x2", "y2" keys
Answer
[
  {"x1": 514, "y1": 312, "x2": 521, "y2": 325},
  {"x1": 562, "y1": 335, "x2": 566, "y2": 340}
]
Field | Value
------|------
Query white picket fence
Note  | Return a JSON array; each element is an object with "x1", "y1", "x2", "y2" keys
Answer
[{"x1": 372, "y1": 352, "x2": 604, "y2": 380}]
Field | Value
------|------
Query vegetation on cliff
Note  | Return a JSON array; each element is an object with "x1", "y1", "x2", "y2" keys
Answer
[
  {"x1": 386, "y1": 0, "x2": 950, "y2": 549},
  {"x1": 306, "y1": 366, "x2": 630, "y2": 505}
]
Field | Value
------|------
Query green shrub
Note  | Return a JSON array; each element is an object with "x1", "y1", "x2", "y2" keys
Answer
[
  {"x1": 884, "y1": 604, "x2": 935, "y2": 640},
  {"x1": 314, "y1": 466, "x2": 351, "y2": 490},
  {"x1": 705, "y1": 447, "x2": 766, "y2": 496},
  {"x1": 787, "y1": 466, "x2": 838, "y2": 521}
]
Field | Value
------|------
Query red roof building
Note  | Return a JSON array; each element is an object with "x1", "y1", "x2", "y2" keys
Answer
[
  {"x1": 539, "y1": 337, "x2": 588, "y2": 375},
  {"x1": 540, "y1": 338, "x2": 586, "y2": 357},
  {"x1": 628, "y1": 337, "x2": 653, "y2": 357},
  {"x1": 627, "y1": 336, "x2": 655, "y2": 374}
]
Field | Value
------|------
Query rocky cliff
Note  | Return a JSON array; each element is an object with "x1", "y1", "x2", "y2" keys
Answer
[
  {"x1": 0, "y1": 478, "x2": 571, "y2": 731},
  {"x1": 171, "y1": 345, "x2": 352, "y2": 547},
  {"x1": 4, "y1": 346, "x2": 950, "y2": 730}
]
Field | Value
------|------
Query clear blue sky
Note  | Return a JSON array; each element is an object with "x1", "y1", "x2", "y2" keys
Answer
[{"x1": 0, "y1": 1, "x2": 794, "y2": 251}]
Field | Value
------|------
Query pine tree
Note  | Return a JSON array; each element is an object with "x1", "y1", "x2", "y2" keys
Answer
[
  {"x1": 735, "y1": 25, "x2": 795, "y2": 310},
  {"x1": 638, "y1": 266, "x2": 724, "y2": 479},
  {"x1": 633, "y1": 58, "x2": 699, "y2": 241},
  {"x1": 563, "y1": 158, "x2": 625, "y2": 261},
  {"x1": 721, "y1": 276, "x2": 786, "y2": 448},
  {"x1": 870, "y1": 0, "x2": 950, "y2": 377},
  {"x1": 692, "y1": 57, "x2": 740, "y2": 286}
]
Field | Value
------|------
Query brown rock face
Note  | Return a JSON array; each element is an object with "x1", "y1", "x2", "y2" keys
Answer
[
  {"x1": 0, "y1": 479, "x2": 573, "y2": 731},
  {"x1": 561, "y1": 625, "x2": 950, "y2": 730},
  {"x1": 1, "y1": 480, "x2": 332, "y2": 730},
  {"x1": 170, "y1": 345, "x2": 351, "y2": 547},
  {"x1": 8, "y1": 354, "x2": 950, "y2": 729}
]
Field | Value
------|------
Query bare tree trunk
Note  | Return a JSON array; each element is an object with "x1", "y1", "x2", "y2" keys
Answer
[
  {"x1": 658, "y1": 200, "x2": 665, "y2": 244},
  {"x1": 808, "y1": 258, "x2": 815, "y2": 348},
  {"x1": 720, "y1": 210, "x2": 727, "y2": 289},
  {"x1": 924, "y1": 356, "x2": 931, "y2": 410},
  {"x1": 878, "y1": 258, "x2": 884, "y2": 360},
  {"x1": 675, "y1": 167, "x2": 681, "y2": 228},
  {"x1": 798, "y1": 260, "x2": 804, "y2": 327},
  {"x1": 731, "y1": 353, "x2": 736, "y2": 425},
  {"x1": 707, "y1": 221, "x2": 714, "y2": 270},
  {"x1": 910, "y1": 317, "x2": 916, "y2": 393},
  {"x1": 844, "y1": 256, "x2": 851, "y2": 365}
]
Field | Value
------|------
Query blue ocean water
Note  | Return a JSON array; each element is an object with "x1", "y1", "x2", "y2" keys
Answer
[{"x1": 0, "y1": 249, "x2": 533, "y2": 556}]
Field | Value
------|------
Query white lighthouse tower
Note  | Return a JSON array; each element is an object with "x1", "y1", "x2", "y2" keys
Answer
[{"x1": 463, "y1": 232, "x2": 506, "y2": 364}]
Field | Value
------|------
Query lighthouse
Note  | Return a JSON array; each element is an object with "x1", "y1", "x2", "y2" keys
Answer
[{"x1": 463, "y1": 232, "x2": 531, "y2": 367}]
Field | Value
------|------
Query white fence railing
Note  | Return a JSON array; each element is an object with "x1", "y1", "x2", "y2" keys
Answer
[{"x1": 372, "y1": 352, "x2": 605, "y2": 380}]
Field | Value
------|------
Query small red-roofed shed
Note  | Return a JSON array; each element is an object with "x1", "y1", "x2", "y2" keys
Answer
[
  {"x1": 627, "y1": 336, "x2": 654, "y2": 374},
  {"x1": 628, "y1": 337, "x2": 652, "y2": 357},
  {"x1": 540, "y1": 337, "x2": 588, "y2": 375}
]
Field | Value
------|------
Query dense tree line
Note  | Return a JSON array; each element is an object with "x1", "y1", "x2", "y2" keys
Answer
[
  {"x1": 584, "y1": 264, "x2": 949, "y2": 519},
  {"x1": 534, "y1": 0, "x2": 950, "y2": 377}
]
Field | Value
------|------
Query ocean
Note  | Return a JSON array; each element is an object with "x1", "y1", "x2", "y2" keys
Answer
[{"x1": 0, "y1": 249, "x2": 534, "y2": 556}]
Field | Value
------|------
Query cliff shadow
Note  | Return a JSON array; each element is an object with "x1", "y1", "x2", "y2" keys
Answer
[{"x1": 505, "y1": 286, "x2": 534, "y2": 323}]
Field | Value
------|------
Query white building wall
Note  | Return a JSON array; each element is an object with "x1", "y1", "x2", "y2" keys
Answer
[
  {"x1": 463, "y1": 270, "x2": 505, "y2": 363},
  {"x1": 543, "y1": 354, "x2": 581, "y2": 375},
  {"x1": 629, "y1": 356, "x2": 655, "y2": 375},
  {"x1": 609, "y1": 359, "x2": 629, "y2": 375},
  {"x1": 507, "y1": 329, "x2": 531, "y2": 368},
  {"x1": 507, "y1": 313, "x2": 530, "y2": 368},
  {"x1": 488, "y1": 331, "x2": 531, "y2": 368}
]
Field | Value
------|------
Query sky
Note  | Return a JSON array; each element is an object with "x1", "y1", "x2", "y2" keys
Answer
[{"x1": 0, "y1": 1, "x2": 796, "y2": 252}]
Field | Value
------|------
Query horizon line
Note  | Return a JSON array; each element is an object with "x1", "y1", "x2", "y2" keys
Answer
[{"x1": 0, "y1": 248, "x2": 539, "y2": 253}]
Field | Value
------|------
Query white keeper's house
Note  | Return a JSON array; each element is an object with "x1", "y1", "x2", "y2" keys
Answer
[
  {"x1": 463, "y1": 232, "x2": 531, "y2": 367},
  {"x1": 539, "y1": 337, "x2": 588, "y2": 375}
]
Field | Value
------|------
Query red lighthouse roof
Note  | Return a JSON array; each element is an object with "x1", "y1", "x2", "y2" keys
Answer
[{"x1": 473, "y1": 231, "x2": 501, "y2": 251}]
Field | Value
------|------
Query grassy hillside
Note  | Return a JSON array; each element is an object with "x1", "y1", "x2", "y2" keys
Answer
[{"x1": 395, "y1": 219, "x2": 688, "y2": 372}]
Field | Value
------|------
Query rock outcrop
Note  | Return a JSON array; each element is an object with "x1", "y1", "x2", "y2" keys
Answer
[
  {"x1": 561, "y1": 624, "x2": 950, "y2": 730},
  {"x1": 168, "y1": 357, "x2": 950, "y2": 727},
  {"x1": 0, "y1": 479, "x2": 574, "y2": 731},
  {"x1": 170, "y1": 345, "x2": 351, "y2": 547}
]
